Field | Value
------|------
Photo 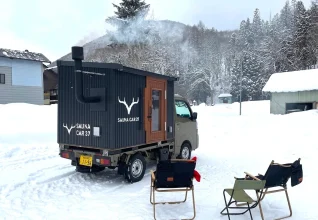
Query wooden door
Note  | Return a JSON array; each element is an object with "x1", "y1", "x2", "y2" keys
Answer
[{"x1": 144, "y1": 76, "x2": 167, "y2": 143}]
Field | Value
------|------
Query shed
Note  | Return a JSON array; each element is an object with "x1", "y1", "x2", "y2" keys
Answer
[
  {"x1": 262, "y1": 69, "x2": 318, "y2": 114},
  {"x1": 218, "y1": 93, "x2": 232, "y2": 104}
]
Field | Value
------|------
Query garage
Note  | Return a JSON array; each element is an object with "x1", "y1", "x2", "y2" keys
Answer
[{"x1": 262, "y1": 69, "x2": 318, "y2": 115}]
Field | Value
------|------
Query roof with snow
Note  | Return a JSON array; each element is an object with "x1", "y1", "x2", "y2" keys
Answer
[
  {"x1": 262, "y1": 69, "x2": 318, "y2": 93},
  {"x1": 218, "y1": 93, "x2": 232, "y2": 98},
  {"x1": 0, "y1": 48, "x2": 50, "y2": 63}
]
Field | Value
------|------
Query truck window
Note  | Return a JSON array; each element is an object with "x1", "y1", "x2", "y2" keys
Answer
[{"x1": 175, "y1": 100, "x2": 191, "y2": 118}]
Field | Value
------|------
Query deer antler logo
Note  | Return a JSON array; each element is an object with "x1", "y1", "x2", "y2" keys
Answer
[
  {"x1": 63, "y1": 123, "x2": 76, "y2": 134},
  {"x1": 118, "y1": 96, "x2": 139, "y2": 115}
]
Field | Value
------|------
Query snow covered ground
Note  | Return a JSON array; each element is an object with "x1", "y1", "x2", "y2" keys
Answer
[{"x1": 0, "y1": 101, "x2": 316, "y2": 220}]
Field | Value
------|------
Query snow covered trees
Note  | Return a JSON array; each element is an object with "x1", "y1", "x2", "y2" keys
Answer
[
  {"x1": 94, "y1": 0, "x2": 318, "y2": 104},
  {"x1": 228, "y1": 0, "x2": 318, "y2": 102}
]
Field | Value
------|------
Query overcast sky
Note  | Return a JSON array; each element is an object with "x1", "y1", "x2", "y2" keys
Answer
[{"x1": 0, "y1": 0, "x2": 312, "y2": 61}]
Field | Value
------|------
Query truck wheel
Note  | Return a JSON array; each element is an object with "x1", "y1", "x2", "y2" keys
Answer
[
  {"x1": 125, "y1": 153, "x2": 146, "y2": 183},
  {"x1": 178, "y1": 142, "x2": 192, "y2": 159}
]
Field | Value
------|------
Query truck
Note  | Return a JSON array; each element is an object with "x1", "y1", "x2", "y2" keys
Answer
[{"x1": 58, "y1": 46, "x2": 199, "y2": 183}]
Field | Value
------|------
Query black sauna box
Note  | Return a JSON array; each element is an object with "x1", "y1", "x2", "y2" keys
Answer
[{"x1": 57, "y1": 47, "x2": 178, "y2": 151}]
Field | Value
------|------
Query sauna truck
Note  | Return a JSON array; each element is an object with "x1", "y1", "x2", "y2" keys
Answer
[{"x1": 57, "y1": 46, "x2": 199, "y2": 183}]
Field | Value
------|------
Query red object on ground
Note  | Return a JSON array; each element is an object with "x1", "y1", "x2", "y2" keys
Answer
[{"x1": 191, "y1": 156, "x2": 201, "y2": 182}]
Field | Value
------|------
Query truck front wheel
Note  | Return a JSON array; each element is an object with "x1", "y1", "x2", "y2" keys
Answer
[
  {"x1": 178, "y1": 142, "x2": 192, "y2": 159},
  {"x1": 125, "y1": 153, "x2": 146, "y2": 183}
]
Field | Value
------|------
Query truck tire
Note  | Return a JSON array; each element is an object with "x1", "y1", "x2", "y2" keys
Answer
[
  {"x1": 125, "y1": 153, "x2": 146, "y2": 183},
  {"x1": 178, "y1": 142, "x2": 192, "y2": 159}
]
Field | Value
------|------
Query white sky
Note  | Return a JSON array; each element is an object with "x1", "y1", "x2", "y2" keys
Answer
[{"x1": 0, "y1": 0, "x2": 312, "y2": 62}]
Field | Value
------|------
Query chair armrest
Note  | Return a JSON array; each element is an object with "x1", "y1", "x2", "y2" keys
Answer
[{"x1": 244, "y1": 172, "x2": 261, "y2": 181}]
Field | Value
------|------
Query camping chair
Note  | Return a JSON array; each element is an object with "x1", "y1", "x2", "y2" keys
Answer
[
  {"x1": 244, "y1": 158, "x2": 303, "y2": 220},
  {"x1": 220, "y1": 177, "x2": 266, "y2": 220},
  {"x1": 150, "y1": 159, "x2": 197, "y2": 220}
]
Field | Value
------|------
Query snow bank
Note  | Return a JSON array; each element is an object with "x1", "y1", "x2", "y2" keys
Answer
[
  {"x1": 0, "y1": 103, "x2": 57, "y2": 145},
  {"x1": 0, "y1": 101, "x2": 316, "y2": 219},
  {"x1": 262, "y1": 68, "x2": 318, "y2": 93}
]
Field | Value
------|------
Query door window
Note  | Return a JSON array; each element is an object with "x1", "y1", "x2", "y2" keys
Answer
[
  {"x1": 152, "y1": 90, "x2": 161, "y2": 131},
  {"x1": 175, "y1": 100, "x2": 191, "y2": 118}
]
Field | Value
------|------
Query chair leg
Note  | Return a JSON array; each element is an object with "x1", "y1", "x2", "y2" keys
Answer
[
  {"x1": 256, "y1": 192, "x2": 265, "y2": 220},
  {"x1": 150, "y1": 179, "x2": 154, "y2": 205},
  {"x1": 186, "y1": 186, "x2": 196, "y2": 220},
  {"x1": 256, "y1": 188, "x2": 293, "y2": 220},
  {"x1": 247, "y1": 203, "x2": 253, "y2": 220},
  {"x1": 221, "y1": 190, "x2": 231, "y2": 220},
  {"x1": 183, "y1": 189, "x2": 189, "y2": 203},
  {"x1": 178, "y1": 187, "x2": 197, "y2": 220},
  {"x1": 151, "y1": 186, "x2": 195, "y2": 220},
  {"x1": 274, "y1": 189, "x2": 292, "y2": 220},
  {"x1": 153, "y1": 186, "x2": 157, "y2": 220},
  {"x1": 221, "y1": 190, "x2": 258, "y2": 219}
]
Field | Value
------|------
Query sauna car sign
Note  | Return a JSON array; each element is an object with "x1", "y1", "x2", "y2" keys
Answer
[
  {"x1": 63, "y1": 123, "x2": 91, "y2": 136},
  {"x1": 117, "y1": 96, "x2": 140, "y2": 123}
]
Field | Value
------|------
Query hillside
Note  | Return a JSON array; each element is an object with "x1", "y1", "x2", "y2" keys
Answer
[
  {"x1": 49, "y1": 20, "x2": 189, "y2": 67},
  {"x1": 49, "y1": 18, "x2": 234, "y2": 99},
  {"x1": 49, "y1": 0, "x2": 318, "y2": 104}
]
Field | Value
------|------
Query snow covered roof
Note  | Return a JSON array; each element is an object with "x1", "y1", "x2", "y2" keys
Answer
[
  {"x1": 262, "y1": 69, "x2": 318, "y2": 93},
  {"x1": 0, "y1": 48, "x2": 50, "y2": 63},
  {"x1": 218, "y1": 93, "x2": 232, "y2": 98}
]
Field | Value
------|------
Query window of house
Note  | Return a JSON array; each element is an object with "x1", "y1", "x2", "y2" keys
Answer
[
  {"x1": 0, "y1": 74, "x2": 5, "y2": 84},
  {"x1": 175, "y1": 100, "x2": 192, "y2": 118}
]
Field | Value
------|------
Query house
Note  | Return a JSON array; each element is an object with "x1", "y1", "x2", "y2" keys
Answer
[
  {"x1": 0, "y1": 48, "x2": 50, "y2": 105},
  {"x1": 43, "y1": 65, "x2": 58, "y2": 104},
  {"x1": 262, "y1": 69, "x2": 318, "y2": 114}
]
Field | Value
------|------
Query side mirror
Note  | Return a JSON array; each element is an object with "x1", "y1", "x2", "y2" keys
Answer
[{"x1": 192, "y1": 112, "x2": 197, "y2": 120}]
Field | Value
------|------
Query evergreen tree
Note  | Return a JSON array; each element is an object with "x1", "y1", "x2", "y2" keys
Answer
[
  {"x1": 309, "y1": 0, "x2": 318, "y2": 67},
  {"x1": 293, "y1": 1, "x2": 315, "y2": 69},
  {"x1": 112, "y1": 0, "x2": 150, "y2": 19},
  {"x1": 252, "y1": 8, "x2": 263, "y2": 47},
  {"x1": 230, "y1": 59, "x2": 242, "y2": 102}
]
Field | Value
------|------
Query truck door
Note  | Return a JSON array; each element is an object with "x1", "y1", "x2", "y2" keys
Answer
[
  {"x1": 174, "y1": 99, "x2": 198, "y2": 156},
  {"x1": 144, "y1": 76, "x2": 167, "y2": 143}
]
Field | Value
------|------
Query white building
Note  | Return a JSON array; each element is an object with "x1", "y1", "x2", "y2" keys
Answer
[{"x1": 0, "y1": 48, "x2": 50, "y2": 105}]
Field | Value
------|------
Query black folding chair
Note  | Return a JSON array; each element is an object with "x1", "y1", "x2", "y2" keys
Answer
[
  {"x1": 244, "y1": 158, "x2": 303, "y2": 220},
  {"x1": 150, "y1": 159, "x2": 196, "y2": 220}
]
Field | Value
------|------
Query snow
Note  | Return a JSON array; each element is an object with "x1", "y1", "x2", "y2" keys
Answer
[
  {"x1": 218, "y1": 93, "x2": 232, "y2": 98},
  {"x1": 262, "y1": 68, "x2": 318, "y2": 93},
  {"x1": 0, "y1": 48, "x2": 50, "y2": 63},
  {"x1": 0, "y1": 101, "x2": 316, "y2": 219},
  {"x1": 44, "y1": 66, "x2": 57, "y2": 71}
]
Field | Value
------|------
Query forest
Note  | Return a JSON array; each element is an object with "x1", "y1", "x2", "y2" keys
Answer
[{"x1": 81, "y1": 0, "x2": 318, "y2": 104}]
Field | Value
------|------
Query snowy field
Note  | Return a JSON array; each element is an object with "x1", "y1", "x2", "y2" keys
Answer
[{"x1": 0, "y1": 101, "x2": 316, "y2": 220}]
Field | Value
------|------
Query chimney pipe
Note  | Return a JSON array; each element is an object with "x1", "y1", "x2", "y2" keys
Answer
[{"x1": 72, "y1": 46, "x2": 100, "y2": 104}]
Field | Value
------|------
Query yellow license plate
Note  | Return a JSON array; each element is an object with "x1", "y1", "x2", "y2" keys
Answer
[{"x1": 79, "y1": 155, "x2": 93, "y2": 167}]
